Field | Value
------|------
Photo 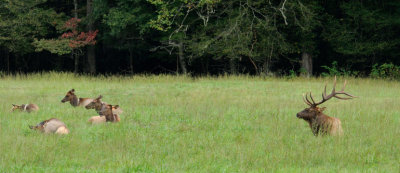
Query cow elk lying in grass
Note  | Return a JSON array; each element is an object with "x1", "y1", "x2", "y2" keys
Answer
[
  {"x1": 99, "y1": 104, "x2": 121, "y2": 123},
  {"x1": 296, "y1": 77, "x2": 356, "y2": 136},
  {"x1": 86, "y1": 104, "x2": 121, "y2": 124},
  {"x1": 85, "y1": 95, "x2": 123, "y2": 124},
  {"x1": 84, "y1": 95, "x2": 123, "y2": 114},
  {"x1": 61, "y1": 89, "x2": 94, "y2": 107},
  {"x1": 29, "y1": 118, "x2": 69, "y2": 135},
  {"x1": 85, "y1": 95, "x2": 105, "y2": 113},
  {"x1": 12, "y1": 104, "x2": 39, "y2": 113}
]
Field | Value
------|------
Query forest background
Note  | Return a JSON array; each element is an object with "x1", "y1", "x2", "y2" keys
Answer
[{"x1": 0, "y1": 0, "x2": 399, "y2": 77}]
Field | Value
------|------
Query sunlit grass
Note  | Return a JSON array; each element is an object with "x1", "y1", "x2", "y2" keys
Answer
[{"x1": 0, "y1": 73, "x2": 399, "y2": 172}]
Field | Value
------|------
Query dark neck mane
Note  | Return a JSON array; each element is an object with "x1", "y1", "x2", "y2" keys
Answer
[
  {"x1": 105, "y1": 112, "x2": 115, "y2": 122},
  {"x1": 70, "y1": 95, "x2": 79, "y2": 107}
]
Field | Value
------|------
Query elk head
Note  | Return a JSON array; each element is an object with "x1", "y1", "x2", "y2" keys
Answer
[
  {"x1": 99, "y1": 104, "x2": 119, "y2": 122},
  {"x1": 11, "y1": 104, "x2": 21, "y2": 112},
  {"x1": 85, "y1": 95, "x2": 103, "y2": 110},
  {"x1": 29, "y1": 120, "x2": 48, "y2": 132},
  {"x1": 297, "y1": 76, "x2": 356, "y2": 136},
  {"x1": 61, "y1": 89, "x2": 76, "y2": 103}
]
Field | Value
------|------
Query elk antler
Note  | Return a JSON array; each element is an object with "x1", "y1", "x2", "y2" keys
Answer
[
  {"x1": 305, "y1": 76, "x2": 357, "y2": 107},
  {"x1": 302, "y1": 93, "x2": 312, "y2": 106}
]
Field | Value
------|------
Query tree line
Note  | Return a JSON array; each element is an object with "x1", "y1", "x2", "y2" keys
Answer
[{"x1": 0, "y1": 0, "x2": 399, "y2": 76}]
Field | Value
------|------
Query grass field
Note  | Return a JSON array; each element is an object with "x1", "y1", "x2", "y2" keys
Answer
[{"x1": 0, "y1": 73, "x2": 399, "y2": 172}]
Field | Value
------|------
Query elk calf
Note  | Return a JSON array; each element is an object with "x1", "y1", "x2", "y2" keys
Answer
[
  {"x1": 297, "y1": 76, "x2": 356, "y2": 136},
  {"x1": 29, "y1": 118, "x2": 69, "y2": 135},
  {"x1": 12, "y1": 104, "x2": 39, "y2": 113},
  {"x1": 61, "y1": 89, "x2": 94, "y2": 107}
]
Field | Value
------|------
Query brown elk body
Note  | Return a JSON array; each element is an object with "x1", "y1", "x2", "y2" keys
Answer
[
  {"x1": 98, "y1": 104, "x2": 121, "y2": 123},
  {"x1": 88, "y1": 116, "x2": 107, "y2": 124},
  {"x1": 297, "y1": 107, "x2": 343, "y2": 136},
  {"x1": 12, "y1": 104, "x2": 39, "y2": 113},
  {"x1": 85, "y1": 95, "x2": 122, "y2": 124},
  {"x1": 29, "y1": 118, "x2": 69, "y2": 135},
  {"x1": 297, "y1": 77, "x2": 356, "y2": 136},
  {"x1": 61, "y1": 89, "x2": 94, "y2": 107},
  {"x1": 87, "y1": 113, "x2": 121, "y2": 124}
]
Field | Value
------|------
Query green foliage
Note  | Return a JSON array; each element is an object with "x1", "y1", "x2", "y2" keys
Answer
[
  {"x1": 0, "y1": 0, "x2": 63, "y2": 54},
  {"x1": 321, "y1": 61, "x2": 359, "y2": 77},
  {"x1": 103, "y1": 8, "x2": 137, "y2": 35},
  {"x1": 299, "y1": 67, "x2": 308, "y2": 76},
  {"x1": 1, "y1": 0, "x2": 400, "y2": 75},
  {"x1": 322, "y1": 1, "x2": 400, "y2": 57},
  {"x1": 147, "y1": 0, "x2": 221, "y2": 31},
  {"x1": 33, "y1": 38, "x2": 72, "y2": 55},
  {"x1": 287, "y1": 69, "x2": 297, "y2": 79},
  {"x1": 370, "y1": 63, "x2": 400, "y2": 80}
]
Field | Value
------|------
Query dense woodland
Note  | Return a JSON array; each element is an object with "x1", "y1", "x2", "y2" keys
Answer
[{"x1": 0, "y1": 0, "x2": 399, "y2": 76}]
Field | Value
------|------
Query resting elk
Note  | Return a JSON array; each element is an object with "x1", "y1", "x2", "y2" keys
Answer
[
  {"x1": 296, "y1": 76, "x2": 356, "y2": 136},
  {"x1": 12, "y1": 103, "x2": 39, "y2": 113},
  {"x1": 29, "y1": 118, "x2": 69, "y2": 135},
  {"x1": 61, "y1": 89, "x2": 94, "y2": 107},
  {"x1": 98, "y1": 104, "x2": 121, "y2": 123},
  {"x1": 85, "y1": 95, "x2": 123, "y2": 124}
]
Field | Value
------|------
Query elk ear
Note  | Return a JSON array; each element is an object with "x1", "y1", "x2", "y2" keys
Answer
[
  {"x1": 71, "y1": 89, "x2": 75, "y2": 92},
  {"x1": 114, "y1": 105, "x2": 119, "y2": 109},
  {"x1": 319, "y1": 107, "x2": 326, "y2": 112},
  {"x1": 97, "y1": 95, "x2": 103, "y2": 100},
  {"x1": 12, "y1": 104, "x2": 16, "y2": 106}
]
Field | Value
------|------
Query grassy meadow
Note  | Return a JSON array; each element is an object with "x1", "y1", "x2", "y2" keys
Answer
[{"x1": 0, "y1": 73, "x2": 399, "y2": 172}]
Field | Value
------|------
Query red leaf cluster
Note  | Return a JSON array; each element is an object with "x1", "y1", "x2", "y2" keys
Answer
[
  {"x1": 63, "y1": 18, "x2": 81, "y2": 30},
  {"x1": 61, "y1": 18, "x2": 98, "y2": 49}
]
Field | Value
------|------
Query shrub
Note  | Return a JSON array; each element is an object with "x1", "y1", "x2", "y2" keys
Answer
[
  {"x1": 321, "y1": 61, "x2": 359, "y2": 77},
  {"x1": 370, "y1": 63, "x2": 400, "y2": 80}
]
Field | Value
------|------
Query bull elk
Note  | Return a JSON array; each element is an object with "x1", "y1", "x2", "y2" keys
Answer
[
  {"x1": 296, "y1": 76, "x2": 357, "y2": 136},
  {"x1": 61, "y1": 89, "x2": 94, "y2": 107},
  {"x1": 29, "y1": 118, "x2": 69, "y2": 135},
  {"x1": 12, "y1": 104, "x2": 39, "y2": 113}
]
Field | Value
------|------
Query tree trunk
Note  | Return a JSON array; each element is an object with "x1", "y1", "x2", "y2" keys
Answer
[
  {"x1": 87, "y1": 47, "x2": 96, "y2": 73},
  {"x1": 128, "y1": 48, "x2": 134, "y2": 74},
  {"x1": 248, "y1": 56, "x2": 258, "y2": 75},
  {"x1": 5, "y1": 48, "x2": 9, "y2": 74},
  {"x1": 177, "y1": 41, "x2": 187, "y2": 74},
  {"x1": 73, "y1": 0, "x2": 78, "y2": 18},
  {"x1": 262, "y1": 55, "x2": 272, "y2": 76},
  {"x1": 263, "y1": 44, "x2": 273, "y2": 76},
  {"x1": 301, "y1": 52, "x2": 313, "y2": 77},
  {"x1": 74, "y1": 53, "x2": 79, "y2": 74},
  {"x1": 73, "y1": 0, "x2": 79, "y2": 74},
  {"x1": 86, "y1": 0, "x2": 96, "y2": 74},
  {"x1": 262, "y1": 59, "x2": 269, "y2": 76},
  {"x1": 230, "y1": 58, "x2": 237, "y2": 75}
]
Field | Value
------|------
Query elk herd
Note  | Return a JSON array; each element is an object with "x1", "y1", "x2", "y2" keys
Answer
[
  {"x1": 13, "y1": 89, "x2": 122, "y2": 135},
  {"x1": 12, "y1": 76, "x2": 356, "y2": 137}
]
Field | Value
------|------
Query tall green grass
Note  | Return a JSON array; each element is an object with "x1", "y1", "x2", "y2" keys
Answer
[{"x1": 0, "y1": 73, "x2": 399, "y2": 172}]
